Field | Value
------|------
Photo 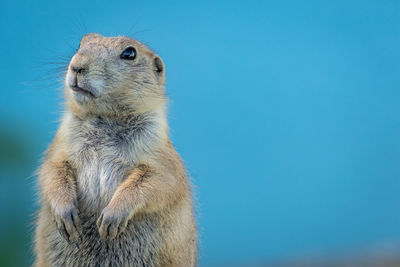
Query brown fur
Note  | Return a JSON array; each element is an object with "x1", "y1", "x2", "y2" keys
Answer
[{"x1": 34, "y1": 33, "x2": 197, "y2": 267}]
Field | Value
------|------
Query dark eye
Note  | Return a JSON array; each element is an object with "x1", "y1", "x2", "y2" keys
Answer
[{"x1": 120, "y1": 47, "x2": 137, "y2": 60}]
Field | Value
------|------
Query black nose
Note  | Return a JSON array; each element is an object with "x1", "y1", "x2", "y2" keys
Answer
[{"x1": 71, "y1": 65, "x2": 87, "y2": 74}]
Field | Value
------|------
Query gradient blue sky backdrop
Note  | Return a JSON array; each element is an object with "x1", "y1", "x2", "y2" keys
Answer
[{"x1": 1, "y1": 1, "x2": 400, "y2": 266}]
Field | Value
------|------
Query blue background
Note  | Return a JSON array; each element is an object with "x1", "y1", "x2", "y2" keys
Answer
[{"x1": 1, "y1": 1, "x2": 400, "y2": 266}]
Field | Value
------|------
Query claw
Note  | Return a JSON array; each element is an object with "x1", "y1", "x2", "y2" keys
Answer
[
  {"x1": 75, "y1": 239, "x2": 80, "y2": 249},
  {"x1": 59, "y1": 221, "x2": 70, "y2": 242},
  {"x1": 97, "y1": 208, "x2": 131, "y2": 240},
  {"x1": 52, "y1": 203, "x2": 82, "y2": 245}
]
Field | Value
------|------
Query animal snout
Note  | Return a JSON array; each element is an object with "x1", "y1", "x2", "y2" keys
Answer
[
  {"x1": 70, "y1": 54, "x2": 90, "y2": 75},
  {"x1": 71, "y1": 65, "x2": 88, "y2": 75}
]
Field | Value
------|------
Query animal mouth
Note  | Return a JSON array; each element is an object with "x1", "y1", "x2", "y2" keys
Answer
[{"x1": 70, "y1": 85, "x2": 95, "y2": 97}]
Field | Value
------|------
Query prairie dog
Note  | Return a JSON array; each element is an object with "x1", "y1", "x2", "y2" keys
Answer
[{"x1": 34, "y1": 33, "x2": 197, "y2": 267}]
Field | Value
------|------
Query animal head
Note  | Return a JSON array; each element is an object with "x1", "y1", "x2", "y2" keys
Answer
[{"x1": 65, "y1": 33, "x2": 166, "y2": 117}]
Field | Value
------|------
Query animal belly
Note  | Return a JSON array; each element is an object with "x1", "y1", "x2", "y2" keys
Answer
[
  {"x1": 76, "y1": 160, "x2": 125, "y2": 212},
  {"x1": 45, "y1": 211, "x2": 163, "y2": 267},
  {"x1": 44, "y1": 160, "x2": 165, "y2": 266}
]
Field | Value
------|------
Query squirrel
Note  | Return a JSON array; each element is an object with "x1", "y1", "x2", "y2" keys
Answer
[{"x1": 34, "y1": 33, "x2": 197, "y2": 267}]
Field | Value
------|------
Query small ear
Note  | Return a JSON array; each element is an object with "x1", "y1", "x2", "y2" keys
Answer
[
  {"x1": 81, "y1": 33, "x2": 102, "y2": 44},
  {"x1": 153, "y1": 56, "x2": 165, "y2": 84}
]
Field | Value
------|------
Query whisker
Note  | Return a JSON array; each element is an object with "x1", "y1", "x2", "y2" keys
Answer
[{"x1": 127, "y1": 16, "x2": 143, "y2": 37}]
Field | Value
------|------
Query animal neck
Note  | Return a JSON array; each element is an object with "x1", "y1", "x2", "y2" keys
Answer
[{"x1": 66, "y1": 104, "x2": 169, "y2": 148}]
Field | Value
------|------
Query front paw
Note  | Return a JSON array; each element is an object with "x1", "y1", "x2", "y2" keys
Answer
[
  {"x1": 96, "y1": 207, "x2": 130, "y2": 240},
  {"x1": 52, "y1": 202, "x2": 82, "y2": 243}
]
